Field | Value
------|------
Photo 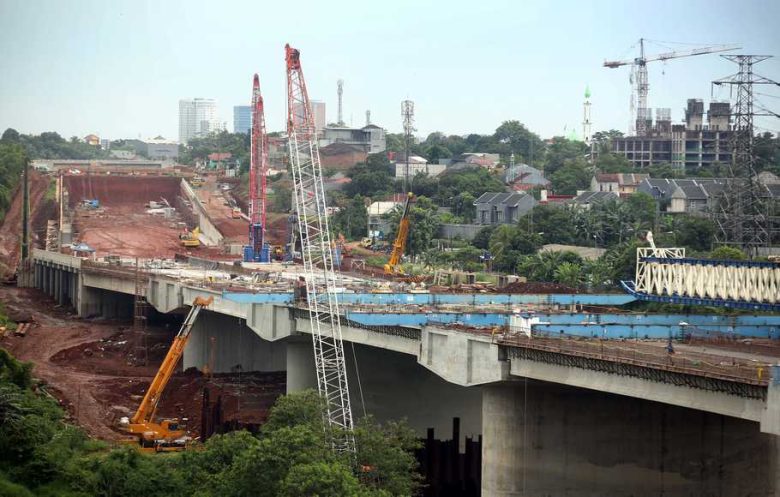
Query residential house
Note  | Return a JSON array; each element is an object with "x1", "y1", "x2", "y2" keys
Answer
[
  {"x1": 474, "y1": 192, "x2": 536, "y2": 225},
  {"x1": 505, "y1": 163, "x2": 550, "y2": 191},
  {"x1": 590, "y1": 173, "x2": 649, "y2": 196},
  {"x1": 637, "y1": 178, "x2": 727, "y2": 214},
  {"x1": 571, "y1": 191, "x2": 619, "y2": 209},
  {"x1": 394, "y1": 155, "x2": 446, "y2": 179},
  {"x1": 367, "y1": 200, "x2": 402, "y2": 238},
  {"x1": 319, "y1": 142, "x2": 368, "y2": 170}
]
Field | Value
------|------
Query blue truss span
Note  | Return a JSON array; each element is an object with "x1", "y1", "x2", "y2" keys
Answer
[{"x1": 621, "y1": 280, "x2": 780, "y2": 313}]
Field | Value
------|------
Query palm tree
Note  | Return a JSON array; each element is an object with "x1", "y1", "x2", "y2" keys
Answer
[{"x1": 554, "y1": 262, "x2": 584, "y2": 288}]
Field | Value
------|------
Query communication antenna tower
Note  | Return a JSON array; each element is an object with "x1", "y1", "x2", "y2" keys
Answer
[
  {"x1": 337, "y1": 79, "x2": 345, "y2": 126},
  {"x1": 401, "y1": 100, "x2": 415, "y2": 192}
]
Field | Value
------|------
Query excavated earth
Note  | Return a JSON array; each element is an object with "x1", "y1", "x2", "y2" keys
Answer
[{"x1": 0, "y1": 285, "x2": 285, "y2": 441}]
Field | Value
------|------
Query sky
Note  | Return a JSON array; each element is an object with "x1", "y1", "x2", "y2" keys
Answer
[{"x1": 1, "y1": 0, "x2": 779, "y2": 142}]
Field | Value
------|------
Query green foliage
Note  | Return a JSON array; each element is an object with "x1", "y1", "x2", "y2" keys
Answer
[
  {"x1": 543, "y1": 137, "x2": 588, "y2": 176},
  {"x1": 709, "y1": 246, "x2": 747, "y2": 261},
  {"x1": 554, "y1": 261, "x2": 585, "y2": 288},
  {"x1": 493, "y1": 120, "x2": 545, "y2": 164},
  {"x1": 0, "y1": 348, "x2": 31, "y2": 389},
  {"x1": 433, "y1": 167, "x2": 504, "y2": 209},
  {"x1": 3, "y1": 130, "x2": 109, "y2": 161},
  {"x1": 178, "y1": 131, "x2": 249, "y2": 171},
  {"x1": 345, "y1": 154, "x2": 395, "y2": 198},
  {"x1": 0, "y1": 346, "x2": 421, "y2": 497},
  {"x1": 517, "y1": 251, "x2": 584, "y2": 282},
  {"x1": 385, "y1": 196, "x2": 441, "y2": 257},
  {"x1": 471, "y1": 226, "x2": 495, "y2": 250},
  {"x1": 332, "y1": 195, "x2": 369, "y2": 239},
  {"x1": 595, "y1": 153, "x2": 632, "y2": 173},
  {"x1": 549, "y1": 158, "x2": 591, "y2": 195},
  {"x1": 674, "y1": 216, "x2": 716, "y2": 252},
  {"x1": 0, "y1": 142, "x2": 27, "y2": 220},
  {"x1": 488, "y1": 226, "x2": 542, "y2": 272},
  {"x1": 278, "y1": 461, "x2": 361, "y2": 497},
  {"x1": 591, "y1": 130, "x2": 624, "y2": 154},
  {"x1": 644, "y1": 162, "x2": 683, "y2": 178}
]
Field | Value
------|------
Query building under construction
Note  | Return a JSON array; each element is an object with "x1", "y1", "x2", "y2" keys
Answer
[{"x1": 612, "y1": 98, "x2": 733, "y2": 171}]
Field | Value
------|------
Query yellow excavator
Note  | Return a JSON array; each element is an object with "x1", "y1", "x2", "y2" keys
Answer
[
  {"x1": 384, "y1": 192, "x2": 414, "y2": 275},
  {"x1": 120, "y1": 296, "x2": 214, "y2": 452},
  {"x1": 180, "y1": 227, "x2": 201, "y2": 248}
]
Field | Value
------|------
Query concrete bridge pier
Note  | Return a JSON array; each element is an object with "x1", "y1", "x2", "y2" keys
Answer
[
  {"x1": 182, "y1": 310, "x2": 285, "y2": 374},
  {"x1": 480, "y1": 379, "x2": 780, "y2": 497}
]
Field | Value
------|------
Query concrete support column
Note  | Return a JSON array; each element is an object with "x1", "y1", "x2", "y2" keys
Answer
[
  {"x1": 286, "y1": 338, "x2": 317, "y2": 393},
  {"x1": 55, "y1": 269, "x2": 62, "y2": 304},
  {"x1": 482, "y1": 383, "x2": 525, "y2": 497}
]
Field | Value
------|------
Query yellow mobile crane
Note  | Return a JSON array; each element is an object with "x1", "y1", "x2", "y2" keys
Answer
[
  {"x1": 384, "y1": 192, "x2": 414, "y2": 275},
  {"x1": 120, "y1": 296, "x2": 213, "y2": 452}
]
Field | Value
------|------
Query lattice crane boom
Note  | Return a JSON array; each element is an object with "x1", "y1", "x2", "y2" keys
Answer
[
  {"x1": 604, "y1": 38, "x2": 740, "y2": 135},
  {"x1": 245, "y1": 74, "x2": 270, "y2": 262},
  {"x1": 285, "y1": 44, "x2": 355, "y2": 453}
]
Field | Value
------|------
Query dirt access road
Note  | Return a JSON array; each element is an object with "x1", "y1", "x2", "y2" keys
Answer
[{"x1": 0, "y1": 285, "x2": 285, "y2": 441}]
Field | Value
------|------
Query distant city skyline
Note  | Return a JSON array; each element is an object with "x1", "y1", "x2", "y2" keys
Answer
[{"x1": 1, "y1": 0, "x2": 778, "y2": 142}]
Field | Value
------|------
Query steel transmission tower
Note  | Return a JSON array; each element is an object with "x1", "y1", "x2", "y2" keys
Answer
[
  {"x1": 285, "y1": 44, "x2": 355, "y2": 453},
  {"x1": 401, "y1": 100, "x2": 415, "y2": 192},
  {"x1": 711, "y1": 55, "x2": 780, "y2": 253}
]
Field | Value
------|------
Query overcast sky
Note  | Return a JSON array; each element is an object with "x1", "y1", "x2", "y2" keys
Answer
[{"x1": 1, "y1": 0, "x2": 778, "y2": 141}]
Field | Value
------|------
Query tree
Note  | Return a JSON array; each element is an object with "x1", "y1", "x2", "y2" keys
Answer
[
  {"x1": 0, "y1": 143, "x2": 28, "y2": 220},
  {"x1": 493, "y1": 120, "x2": 544, "y2": 164},
  {"x1": 332, "y1": 195, "x2": 368, "y2": 239},
  {"x1": 709, "y1": 246, "x2": 747, "y2": 261},
  {"x1": 471, "y1": 226, "x2": 495, "y2": 250},
  {"x1": 451, "y1": 191, "x2": 476, "y2": 221},
  {"x1": 554, "y1": 261, "x2": 584, "y2": 288},
  {"x1": 549, "y1": 158, "x2": 591, "y2": 195},
  {"x1": 385, "y1": 196, "x2": 440, "y2": 258},
  {"x1": 543, "y1": 137, "x2": 588, "y2": 176},
  {"x1": 591, "y1": 129, "x2": 624, "y2": 154},
  {"x1": 1, "y1": 128, "x2": 20, "y2": 143},
  {"x1": 595, "y1": 153, "x2": 632, "y2": 173},
  {"x1": 345, "y1": 154, "x2": 395, "y2": 198},
  {"x1": 675, "y1": 216, "x2": 716, "y2": 252},
  {"x1": 523, "y1": 204, "x2": 578, "y2": 245},
  {"x1": 279, "y1": 461, "x2": 361, "y2": 497}
]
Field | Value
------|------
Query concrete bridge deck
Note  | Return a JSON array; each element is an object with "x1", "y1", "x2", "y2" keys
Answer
[{"x1": 27, "y1": 248, "x2": 780, "y2": 496}]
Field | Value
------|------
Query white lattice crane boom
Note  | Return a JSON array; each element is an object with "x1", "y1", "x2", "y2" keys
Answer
[
  {"x1": 285, "y1": 44, "x2": 355, "y2": 453},
  {"x1": 604, "y1": 39, "x2": 740, "y2": 135}
]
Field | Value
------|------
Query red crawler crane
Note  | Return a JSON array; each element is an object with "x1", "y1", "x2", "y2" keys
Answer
[{"x1": 244, "y1": 74, "x2": 270, "y2": 262}]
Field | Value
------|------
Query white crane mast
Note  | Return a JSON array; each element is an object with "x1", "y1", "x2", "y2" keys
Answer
[{"x1": 285, "y1": 44, "x2": 355, "y2": 453}]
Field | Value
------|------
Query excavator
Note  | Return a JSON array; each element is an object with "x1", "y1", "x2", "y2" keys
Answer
[
  {"x1": 180, "y1": 226, "x2": 201, "y2": 248},
  {"x1": 384, "y1": 192, "x2": 414, "y2": 275},
  {"x1": 120, "y1": 296, "x2": 214, "y2": 452}
]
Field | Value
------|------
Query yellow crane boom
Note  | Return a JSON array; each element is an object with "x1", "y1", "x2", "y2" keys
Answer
[
  {"x1": 384, "y1": 193, "x2": 414, "y2": 275},
  {"x1": 122, "y1": 295, "x2": 213, "y2": 452}
]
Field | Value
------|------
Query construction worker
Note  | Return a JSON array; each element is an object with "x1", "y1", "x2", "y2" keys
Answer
[{"x1": 294, "y1": 276, "x2": 307, "y2": 305}]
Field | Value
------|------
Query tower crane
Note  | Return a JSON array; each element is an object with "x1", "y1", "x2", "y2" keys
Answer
[
  {"x1": 243, "y1": 74, "x2": 271, "y2": 262},
  {"x1": 285, "y1": 44, "x2": 355, "y2": 453},
  {"x1": 604, "y1": 38, "x2": 740, "y2": 136}
]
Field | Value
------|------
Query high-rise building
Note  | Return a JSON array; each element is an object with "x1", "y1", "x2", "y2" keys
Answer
[
  {"x1": 233, "y1": 105, "x2": 251, "y2": 134},
  {"x1": 179, "y1": 98, "x2": 219, "y2": 144},
  {"x1": 612, "y1": 98, "x2": 732, "y2": 172},
  {"x1": 292, "y1": 101, "x2": 326, "y2": 135}
]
